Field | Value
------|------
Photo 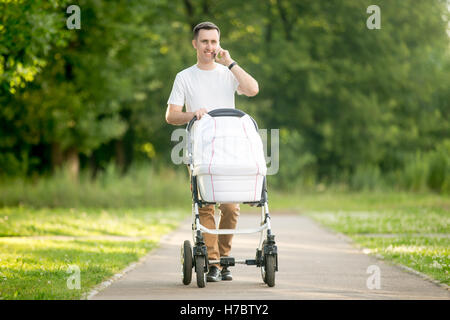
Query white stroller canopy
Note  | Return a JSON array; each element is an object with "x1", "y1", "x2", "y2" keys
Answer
[{"x1": 190, "y1": 113, "x2": 267, "y2": 202}]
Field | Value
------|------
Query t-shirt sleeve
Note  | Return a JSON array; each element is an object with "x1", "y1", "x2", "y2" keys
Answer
[{"x1": 167, "y1": 74, "x2": 185, "y2": 106}]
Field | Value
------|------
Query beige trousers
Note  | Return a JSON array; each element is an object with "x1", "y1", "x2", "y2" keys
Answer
[{"x1": 198, "y1": 203, "x2": 240, "y2": 268}]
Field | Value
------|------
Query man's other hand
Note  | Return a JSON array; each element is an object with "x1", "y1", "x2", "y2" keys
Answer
[{"x1": 195, "y1": 108, "x2": 209, "y2": 120}]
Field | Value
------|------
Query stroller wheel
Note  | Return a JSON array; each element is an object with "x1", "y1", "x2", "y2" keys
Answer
[
  {"x1": 181, "y1": 240, "x2": 193, "y2": 285},
  {"x1": 261, "y1": 264, "x2": 267, "y2": 284},
  {"x1": 260, "y1": 240, "x2": 268, "y2": 283},
  {"x1": 263, "y1": 255, "x2": 276, "y2": 287},
  {"x1": 195, "y1": 255, "x2": 206, "y2": 288}
]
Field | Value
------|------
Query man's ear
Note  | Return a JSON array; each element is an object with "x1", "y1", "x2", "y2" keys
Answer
[{"x1": 192, "y1": 39, "x2": 197, "y2": 49}]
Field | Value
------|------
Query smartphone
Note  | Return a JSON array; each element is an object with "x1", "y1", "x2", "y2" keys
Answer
[{"x1": 213, "y1": 46, "x2": 222, "y2": 60}]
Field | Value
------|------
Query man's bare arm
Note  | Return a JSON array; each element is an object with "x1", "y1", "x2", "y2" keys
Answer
[
  {"x1": 230, "y1": 64, "x2": 259, "y2": 97},
  {"x1": 214, "y1": 48, "x2": 259, "y2": 97},
  {"x1": 165, "y1": 104, "x2": 208, "y2": 125}
]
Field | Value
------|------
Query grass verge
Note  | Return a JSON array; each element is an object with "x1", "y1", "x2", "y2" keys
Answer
[
  {"x1": 353, "y1": 236, "x2": 449, "y2": 285},
  {"x1": 0, "y1": 207, "x2": 188, "y2": 299},
  {"x1": 269, "y1": 190, "x2": 450, "y2": 286}
]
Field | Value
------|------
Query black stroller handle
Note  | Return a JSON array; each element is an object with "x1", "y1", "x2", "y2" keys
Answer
[{"x1": 186, "y1": 108, "x2": 258, "y2": 132}]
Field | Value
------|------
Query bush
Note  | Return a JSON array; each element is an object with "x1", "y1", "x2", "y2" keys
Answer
[
  {"x1": 393, "y1": 141, "x2": 450, "y2": 194},
  {"x1": 0, "y1": 163, "x2": 191, "y2": 208},
  {"x1": 397, "y1": 152, "x2": 429, "y2": 192},
  {"x1": 350, "y1": 165, "x2": 384, "y2": 191},
  {"x1": 426, "y1": 141, "x2": 450, "y2": 193},
  {"x1": 268, "y1": 129, "x2": 317, "y2": 191}
]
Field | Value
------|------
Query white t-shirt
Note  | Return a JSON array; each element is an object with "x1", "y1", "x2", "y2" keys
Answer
[{"x1": 167, "y1": 62, "x2": 241, "y2": 113}]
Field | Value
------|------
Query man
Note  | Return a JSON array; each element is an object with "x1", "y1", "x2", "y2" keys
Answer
[{"x1": 165, "y1": 21, "x2": 259, "y2": 282}]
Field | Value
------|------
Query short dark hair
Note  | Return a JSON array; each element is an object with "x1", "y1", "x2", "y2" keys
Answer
[{"x1": 193, "y1": 21, "x2": 220, "y2": 40}]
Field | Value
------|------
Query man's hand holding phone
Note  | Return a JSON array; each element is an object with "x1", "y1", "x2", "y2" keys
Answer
[{"x1": 214, "y1": 46, "x2": 233, "y2": 67}]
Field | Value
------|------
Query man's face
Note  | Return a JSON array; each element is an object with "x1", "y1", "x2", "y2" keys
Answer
[{"x1": 192, "y1": 29, "x2": 220, "y2": 62}]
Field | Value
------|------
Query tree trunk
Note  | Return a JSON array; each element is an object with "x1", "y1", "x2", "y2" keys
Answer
[
  {"x1": 89, "y1": 153, "x2": 98, "y2": 180},
  {"x1": 276, "y1": 0, "x2": 293, "y2": 41},
  {"x1": 115, "y1": 139, "x2": 126, "y2": 174},
  {"x1": 183, "y1": 0, "x2": 197, "y2": 31},
  {"x1": 202, "y1": 0, "x2": 210, "y2": 15},
  {"x1": 51, "y1": 142, "x2": 63, "y2": 171},
  {"x1": 65, "y1": 147, "x2": 79, "y2": 181}
]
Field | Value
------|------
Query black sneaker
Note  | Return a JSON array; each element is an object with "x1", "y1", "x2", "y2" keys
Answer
[
  {"x1": 221, "y1": 267, "x2": 232, "y2": 281},
  {"x1": 206, "y1": 266, "x2": 221, "y2": 282}
]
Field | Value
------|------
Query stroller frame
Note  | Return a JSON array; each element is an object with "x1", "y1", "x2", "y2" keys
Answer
[{"x1": 181, "y1": 108, "x2": 278, "y2": 288}]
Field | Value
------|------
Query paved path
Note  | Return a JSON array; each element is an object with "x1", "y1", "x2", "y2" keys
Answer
[{"x1": 91, "y1": 213, "x2": 449, "y2": 300}]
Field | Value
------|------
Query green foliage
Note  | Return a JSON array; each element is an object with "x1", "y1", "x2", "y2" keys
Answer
[
  {"x1": 0, "y1": 164, "x2": 190, "y2": 208},
  {"x1": 427, "y1": 141, "x2": 450, "y2": 193},
  {"x1": 350, "y1": 165, "x2": 384, "y2": 191},
  {"x1": 269, "y1": 128, "x2": 316, "y2": 190},
  {"x1": 391, "y1": 141, "x2": 450, "y2": 194},
  {"x1": 0, "y1": 0, "x2": 71, "y2": 94},
  {"x1": 396, "y1": 152, "x2": 430, "y2": 192},
  {"x1": 267, "y1": 0, "x2": 449, "y2": 181},
  {"x1": 0, "y1": 0, "x2": 449, "y2": 193}
]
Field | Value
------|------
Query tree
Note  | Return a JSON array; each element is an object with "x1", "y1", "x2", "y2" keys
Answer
[{"x1": 0, "y1": 0, "x2": 71, "y2": 94}]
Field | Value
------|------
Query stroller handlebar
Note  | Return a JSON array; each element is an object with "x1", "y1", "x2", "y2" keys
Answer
[{"x1": 186, "y1": 108, "x2": 258, "y2": 132}]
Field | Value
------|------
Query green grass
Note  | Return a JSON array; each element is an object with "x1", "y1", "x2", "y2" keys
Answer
[
  {"x1": 0, "y1": 238, "x2": 156, "y2": 300},
  {"x1": 0, "y1": 207, "x2": 184, "y2": 237},
  {"x1": 269, "y1": 189, "x2": 448, "y2": 212},
  {"x1": 1, "y1": 165, "x2": 449, "y2": 297},
  {"x1": 0, "y1": 165, "x2": 191, "y2": 209},
  {"x1": 305, "y1": 208, "x2": 449, "y2": 235},
  {"x1": 353, "y1": 236, "x2": 449, "y2": 285},
  {"x1": 0, "y1": 207, "x2": 188, "y2": 300},
  {"x1": 277, "y1": 190, "x2": 450, "y2": 286}
]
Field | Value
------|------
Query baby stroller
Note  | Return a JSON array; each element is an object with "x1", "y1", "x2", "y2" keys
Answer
[{"x1": 180, "y1": 108, "x2": 278, "y2": 288}]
